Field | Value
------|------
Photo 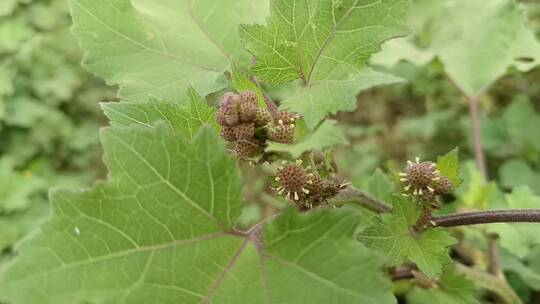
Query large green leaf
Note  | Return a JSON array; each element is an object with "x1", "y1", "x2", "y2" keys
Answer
[
  {"x1": 70, "y1": 0, "x2": 269, "y2": 101},
  {"x1": 239, "y1": 0, "x2": 409, "y2": 128},
  {"x1": 239, "y1": 0, "x2": 409, "y2": 84},
  {"x1": 0, "y1": 126, "x2": 395, "y2": 304},
  {"x1": 280, "y1": 68, "x2": 403, "y2": 128},
  {"x1": 102, "y1": 87, "x2": 218, "y2": 138},
  {"x1": 357, "y1": 196, "x2": 456, "y2": 277},
  {"x1": 412, "y1": 0, "x2": 540, "y2": 96}
]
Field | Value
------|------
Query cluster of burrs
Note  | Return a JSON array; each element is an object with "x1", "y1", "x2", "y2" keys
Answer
[
  {"x1": 274, "y1": 160, "x2": 342, "y2": 210},
  {"x1": 216, "y1": 90, "x2": 300, "y2": 160},
  {"x1": 399, "y1": 157, "x2": 453, "y2": 206}
]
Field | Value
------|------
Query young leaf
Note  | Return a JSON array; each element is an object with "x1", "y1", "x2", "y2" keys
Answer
[
  {"x1": 102, "y1": 87, "x2": 218, "y2": 138},
  {"x1": 230, "y1": 63, "x2": 266, "y2": 108},
  {"x1": 70, "y1": 0, "x2": 269, "y2": 101},
  {"x1": 436, "y1": 148, "x2": 461, "y2": 188},
  {"x1": 406, "y1": 266, "x2": 479, "y2": 304},
  {"x1": 357, "y1": 196, "x2": 456, "y2": 277},
  {"x1": 0, "y1": 126, "x2": 395, "y2": 304},
  {"x1": 266, "y1": 119, "x2": 347, "y2": 157}
]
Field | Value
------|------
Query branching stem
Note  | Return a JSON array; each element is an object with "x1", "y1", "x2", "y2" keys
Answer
[
  {"x1": 432, "y1": 209, "x2": 540, "y2": 227},
  {"x1": 334, "y1": 187, "x2": 540, "y2": 226}
]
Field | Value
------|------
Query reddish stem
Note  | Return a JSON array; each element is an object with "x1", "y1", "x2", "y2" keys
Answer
[{"x1": 468, "y1": 95, "x2": 487, "y2": 181}]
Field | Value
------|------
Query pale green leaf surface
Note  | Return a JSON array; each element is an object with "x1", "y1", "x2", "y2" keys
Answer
[
  {"x1": 0, "y1": 126, "x2": 395, "y2": 304},
  {"x1": 239, "y1": 0, "x2": 410, "y2": 84},
  {"x1": 457, "y1": 162, "x2": 496, "y2": 210},
  {"x1": 71, "y1": 0, "x2": 269, "y2": 101},
  {"x1": 357, "y1": 196, "x2": 456, "y2": 277},
  {"x1": 266, "y1": 119, "x2": 347, "y2": 157},
  {"x1": 486, "y1": 186, "x2": 540, "y2": 258},
  {"x1": 370, "y1": 37, "x2": 434, "y2": 68},
  {"x1": 499, "y1": 160, "x2": 540, "y2": 194},
  {"x1": 407, "y1": 267, "x2": 479, "y2": 304},
  {"x1": 436, "y1": 148, "x2": 461, "y2": 188},
  {"x1": 102, "y1": 87, "x2": 217, "y2": 138},
  {"x1": 417, "y1": 0, "x2": 540, "y2": 96},
  {"x1": 280, "y1": 68, "x2": 403, "y2": 128}
]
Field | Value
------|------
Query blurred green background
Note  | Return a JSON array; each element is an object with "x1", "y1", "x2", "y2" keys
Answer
[
  {"x1": 1, "y1": 0, "x2": 540, "y2": 302},
  {"x1": 0, "y1": 0, "x2": 115, "y2": 265}
]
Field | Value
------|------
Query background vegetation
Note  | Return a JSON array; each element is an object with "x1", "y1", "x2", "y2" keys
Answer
[{"x1": 1, "y1": 0, "x2": 540, "y2": 303}]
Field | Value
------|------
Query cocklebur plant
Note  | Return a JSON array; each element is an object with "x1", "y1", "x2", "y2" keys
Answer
[{"x1": 1, "y1": 0, "x2": 540, "y2": 304}]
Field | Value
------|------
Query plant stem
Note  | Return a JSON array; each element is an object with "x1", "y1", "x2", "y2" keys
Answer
[
  {"x1": 333, "y1": 187, "x2": 540, "y2": 226},
  {"x1": 468, "y1": 95, "x2": 487, "y2": 181},
  {"x1": 331, "y1": 186, "x2": 392, "y2": 213},
  {"x1": 433, "y1": 209, "x2": 540, "y2": 227},
  {"x1": 487, "y1": 234, "x2": 503, "y2": 277},
  {"x1": 432, "y1": 209, "x2": 540, "y2": 227},
  {"x1": 446, "y1": 76, "x2": 487, "y2": 180}
]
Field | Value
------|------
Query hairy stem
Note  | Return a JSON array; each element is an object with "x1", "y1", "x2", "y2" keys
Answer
[
  {"x1": 331, "y1": 186, "x2": 392, "y2": 213},
  {"x1": 432, "y1": 209, "x2": 540, "y2": 227},
  {"x1": 468, "y1": 95, "x2": 487, "y2": 181},
  {"x1": 333, "y1": 187, "x2": 540, "y2": 226}
]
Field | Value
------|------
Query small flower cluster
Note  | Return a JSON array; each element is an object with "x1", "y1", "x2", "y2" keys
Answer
[
  {"x1": 274, "y1": 160, "x2": 342, "y2": 210},
  {"x1": 216, "y1": 90, "x2": 299, "y2": 160},
  {"x1": 399, "y1": 157, "x2": 453, "y2": 207}
]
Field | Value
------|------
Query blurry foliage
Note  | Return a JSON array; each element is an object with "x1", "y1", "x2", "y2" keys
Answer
[
  {"x1": 0, "y1": 0, "x2": 114, "y2": 264},
  {"x1": 0, "y1": 0, "x2": 539, "y2": 302}
]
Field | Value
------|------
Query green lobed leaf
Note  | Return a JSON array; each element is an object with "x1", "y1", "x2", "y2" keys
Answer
[
  {"x1": 357, "y1": 196, "x2": 456, "y2": 277},
  {"x1": 239, "y1": 0, "x2": 409, "y2": 128},
  {"x1": 406, "y1": 266, "x2": 479, "y2": 304},
  {"x1": 102, "y1": 87, "x2": 218, "y2": 138},
  {"x1": 239, "y1": 0, "x2": 410, "y2": 84},
  {"x1": 436, "y1": 148, "x2": 461, "y2": 188},
  {"x1": 0, "y1": 125, "x2": 396, "y2": 304},
  {"x1": 280, "y1": 68, "x2": 404, "y2": 128},
  {"x1": 70, "y1": 0, "x2": 269, "y2": 101},
  {"x1": 266, "y1": 119, "x2": 347, "y2": 158}
]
